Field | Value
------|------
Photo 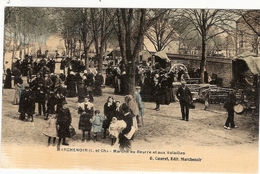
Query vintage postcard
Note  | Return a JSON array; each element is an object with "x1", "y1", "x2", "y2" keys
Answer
[{"x1": 0, "y1": 0, "x2": 259, "y2": 173}]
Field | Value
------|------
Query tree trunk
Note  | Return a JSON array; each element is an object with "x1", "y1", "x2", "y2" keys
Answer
[
  {"x1": 98, "y1": 44, "x2": 104, "y2": 73},
  {"x1": 123, "y1": 9, "x2": 134, "y2": 95},
  {"x1": 82, "y1": 39, "x2": 89, "y2": 70},
  {"x1": 79, "y1": 40, "x2": 82, "y2": 57},
  {"x1": 70, "y1": 39, "x2": 73, "y2": 58},
  {"x1": 200, "y1": 34, "x2": 206, "y2": 84}
]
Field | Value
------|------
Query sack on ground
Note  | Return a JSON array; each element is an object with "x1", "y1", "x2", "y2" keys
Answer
[{"x1": 69, "y1": 125, "x2": 76, "y2": 138}]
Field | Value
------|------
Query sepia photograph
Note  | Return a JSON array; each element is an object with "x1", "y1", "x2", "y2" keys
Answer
[{"x1": 0, "y1": 1, "x2": 259, "y2": 173}]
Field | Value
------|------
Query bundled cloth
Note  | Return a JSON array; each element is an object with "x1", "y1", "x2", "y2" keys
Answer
[
  {"x1": 109, "y1": 119, "x2": 126, "y2": 138},
  {"x1": 109, "y1": 118, "x2": 126, "y2": 145}
]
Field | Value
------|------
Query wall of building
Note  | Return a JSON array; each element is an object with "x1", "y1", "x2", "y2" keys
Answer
[{"x1": 168, "y1": 54, "x2": 233, "y2": 87}]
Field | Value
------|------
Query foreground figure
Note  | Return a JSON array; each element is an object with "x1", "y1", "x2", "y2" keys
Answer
[
  {"x1": 224, "y1": 90, "x2": 237, "y2": 130},
  {"x1": 176, "y1": 81, "x2": 193, "y2": 121},
  {"x1": 57, "y1": 101, "x2": 72, "y2": 147}
]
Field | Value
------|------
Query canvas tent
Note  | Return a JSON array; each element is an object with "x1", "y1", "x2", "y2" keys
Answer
[
  {"x1": 232, "y1": 51, "x2": 260, "y2": 76},
  {"x1": 153, "y1": 50, "x2": 171, "y2": 69},
  {"x1": 154, "y1": 50, "x2": 170, "y2": 62},
  {"x1": 232, "y1": 51, "x2": 260, "y2": 91}
]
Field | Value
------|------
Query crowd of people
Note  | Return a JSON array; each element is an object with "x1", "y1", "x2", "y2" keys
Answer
[
  {"x1": 4, "y1": 54, "x2": 146, "y2": 151},
  {"x1": 41, "y1": 87, "x2": 144, "y2": 151},
  {"x1": 3, "y1": 53, "x2": 238, "y2": 151}
]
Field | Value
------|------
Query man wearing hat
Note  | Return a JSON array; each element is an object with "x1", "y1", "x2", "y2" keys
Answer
[{"x1": 176, "y1": 81, "x2": 193, "y2": 121}]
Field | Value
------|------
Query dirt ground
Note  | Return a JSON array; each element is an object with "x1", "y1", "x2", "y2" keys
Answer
[{"x1": 0, "y1": 80, "x2": 259, "y2": 173}]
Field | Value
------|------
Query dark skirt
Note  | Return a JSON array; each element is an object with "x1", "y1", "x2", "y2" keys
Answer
[
  {"x1": 78, "y1": 114, "x2": 92, "y2": 131},
  {"x1": 67, "y1": 81, "x2": 76, "y2": 97},
  {"x1": 57, "y1": 122, "x2": 70, "y2": 138},
  {"x1": 93, "y1": 84, "x2": 102, "y2": 96},
  {"x1": 119, "y1": 133, "x2": 131, "y2": 150},
  {"x1": 154, "y1": 88, "x2": 171, "y2": 105},
  {"x1": 4, "y1": 75, "x2": 12, "y2": 89}
]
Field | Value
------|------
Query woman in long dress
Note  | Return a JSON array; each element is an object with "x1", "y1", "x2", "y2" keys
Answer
[
  {"x1": 57, "y1": 101, "x2": 72, "y2": 148},
  {"x1": 4, "y1": 68, "x2": 12, "y2": 89}
]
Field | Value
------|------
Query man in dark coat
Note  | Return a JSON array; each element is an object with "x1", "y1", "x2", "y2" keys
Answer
[
  {"x1": 19, "y1": 86, "x2": 35, "y2": 122},
  {"x1": 47, "y1": 57, "x2": 56, "y2": 73},
  {"x1": 176, "y1": 81, "x2": 193, "y2": 121},
  {"x1": 224, "y1": 91, "x2": 237, "y2": 130}
]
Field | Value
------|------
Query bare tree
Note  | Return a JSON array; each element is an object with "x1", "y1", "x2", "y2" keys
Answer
[
  {"x1": 145, "y1": 9, "x2": 185, "y2": 52},
  {"x1": 90, "y1": 9, "x2": 115, "y2": 72},
  {"x1": 110, "y1": 9, "x2": 167, "y2": 95},
  {"x1": 236, "y1": 10, "x2": 260, "y2": 55},
  {"x1": 53, "y1": 8, "x2": 93, "y2": 68},
  {"x1": 183, "y1": 9, "x2": 236, "y2": 83},
  {"x1": 4, "y1": 7, "x2": 54, "y2": 69}
]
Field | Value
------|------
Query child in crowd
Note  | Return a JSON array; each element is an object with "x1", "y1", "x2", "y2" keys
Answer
[
  {"x1": 78, "y1": 97, "x2": 94, "y2": 142},
  {"x1": 109, "y1": 117, "x2": 118, "y2": 146},
  {"x1": 78, "y1": 107, "x2": 93, "y2": 142},
  {"x1": 43, "y1": 114, "x2": 57, "y2": 147},
  {"x1": 91, "y1": 110, "x2": 104, "y2": 142},
  {"x1": 108, "y1": 117, "x2": 126, "y2": 146}
]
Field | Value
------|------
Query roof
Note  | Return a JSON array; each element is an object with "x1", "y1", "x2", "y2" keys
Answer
[{"x1": 233, "y1": 51, "x2": 260, "y2": 75}]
